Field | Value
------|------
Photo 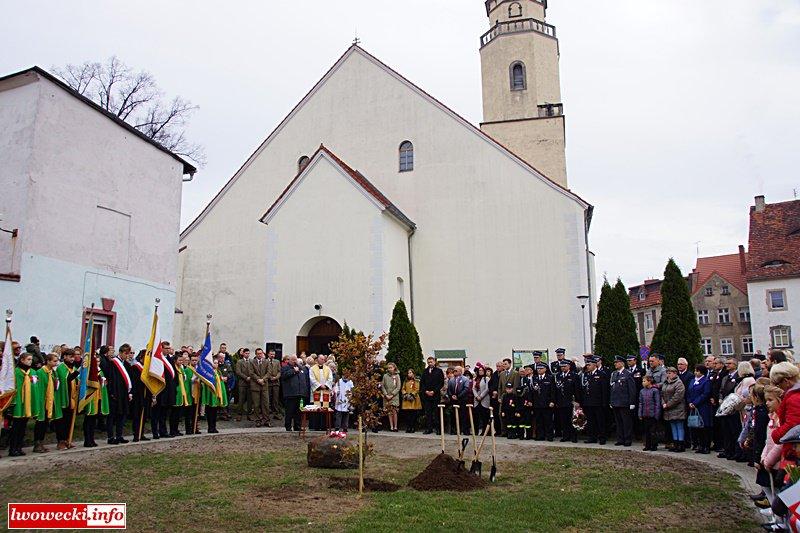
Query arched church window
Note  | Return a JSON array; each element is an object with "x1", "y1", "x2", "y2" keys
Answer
[
  {"x1": 399, "y1": 141, "x2": 414, "y2": 172},
  {"x1": 510, "y1": 62, "x2": 526, "y2": 91},
  {"x1": 298, "y1": 156, "x2": 310, "y2": 172},
  {"x1": 508, "y1": 2, "x2": 523, "y2": 18}
]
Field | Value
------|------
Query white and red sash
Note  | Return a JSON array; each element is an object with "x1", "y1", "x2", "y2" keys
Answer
[{"x1": 112, "y1": 357, "x2": 133, "y2": 392}]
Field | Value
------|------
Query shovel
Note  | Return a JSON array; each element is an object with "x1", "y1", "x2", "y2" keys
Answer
[
  {"x1": 489, "y1": 408, "x2": 498, "y2": 483},
  {"x1": 454, "y1": 405, "x2": 467, "y2": 470},
  {"x1": 467, "y1": 405, "x2": 479, "y2": 467},
  {"x1": 438, "y1": 404, "x2": 446, "y2": 454},
  {"x1": 470, "y1": 419, "x2": 493, "y2": 476}
]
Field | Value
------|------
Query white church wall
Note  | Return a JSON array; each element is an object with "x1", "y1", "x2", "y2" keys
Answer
[
  {"x1": 178, "y1": 47, "x2": 591, "y2": 363},
  {"x1": 262, "y1": 155, "x2": 409, "y2": 353}
]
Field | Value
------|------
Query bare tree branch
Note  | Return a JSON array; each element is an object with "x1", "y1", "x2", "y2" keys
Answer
[{"x1": 52, "y1": 56, "x2": 204, "y2": 167}]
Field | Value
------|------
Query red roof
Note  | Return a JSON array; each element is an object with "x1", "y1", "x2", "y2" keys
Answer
[
  {"x1": 629, "y1": 279, "x2": 663, "y2": 310},
  {"x1": 747, "y1": 199, "x2": 800, "y2": 281},
  {"x1": 691, "y1": 252, "x2": 748, "y2": 295},
  {"x1": 259, "y1": 144, "x2": 415, "y2": 229}
]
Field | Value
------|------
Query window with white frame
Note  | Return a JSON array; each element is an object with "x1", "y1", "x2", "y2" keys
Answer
[
  {"x1": 738, "y1": 306, "x2": 750, "y2": 323},
  {"x1": 644, "y1": 313, "x2": 654, "y2": 332},
  {"x1": 718, "y1": 308, "x2": 731, "y2": 324},
  {"x1": 768, "y1": 289, "x2": 787, "y2": 311},
  {"x1": 701, "y1": 338, "x2": 713, "y2": 356},
  {"x1": 742, "y1": 336, "x2": 754, "y2": 354},
  {"x1": 704, "y1": 287, "x2": 713, "y2": 297},
  {"x1": 697, "y1": 309, "x2": 709, "y2": 325},
  {"x1": 721, "y1": 285, "x2": 730, "y2": 295},
  {"x1": 399, "y1": 141, "x2": 414, "y2": 172},
  {"x1": 638, "y1": 290, "x2": 646, "y2": 301},
  {"x1": 720, "y1": 338, "x2": 734, "y2": 356},
  {"x1": 771, "y1": 326, "x2": 792, "y2": 348}
]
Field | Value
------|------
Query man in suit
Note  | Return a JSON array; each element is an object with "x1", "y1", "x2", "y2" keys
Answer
[
  {"x1": 266, "y1": 350, "x2": 282, "y2": 419},
  {"x1": 281, "y1": 354, "x2": 308, "y2": 431},
  {"x1": 152, "y1": 341, "x2": 177, "y2": 439},
  {"x1": 248, "y1": 348, "x2": 271, "y2": 427},
  {"x1": 717, "y1": 358, "x2": 741, "y2": 460},
  {"x1": 709, "y1": 356, "x2": 728, "y2": 451},
  {"x1": 497, "y1": 358, "x2": 520, "y2": 436},
  {"x1": 234, "y1": 348, "x2": 251, "y2": 421},
  {"x1": 446, "y1": 366, "x2": 470, "y2": 435},
  {"x1": 420, "y1": 356, "x2": 445, "y2": 435}
]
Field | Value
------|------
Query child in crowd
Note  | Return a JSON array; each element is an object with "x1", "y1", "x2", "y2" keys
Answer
[
  {"x1": 638, "y1": 375, "x2": 661, "y2": 452},
  {"x1": 333, "y1": 370, "x2": 354, "y2": 433}
]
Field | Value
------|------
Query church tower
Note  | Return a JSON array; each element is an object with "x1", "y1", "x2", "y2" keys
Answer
[{"x1": 479, "y1": 0, "x2": 568, "y2": 188}]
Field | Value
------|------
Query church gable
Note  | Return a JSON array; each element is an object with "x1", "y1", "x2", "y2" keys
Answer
[{"x1": 259, "y1": 145, "x2": 414, "y2": 230}]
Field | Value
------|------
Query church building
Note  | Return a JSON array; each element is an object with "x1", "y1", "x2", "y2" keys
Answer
[{"x1": 177, "y1": 0, "x2": 596, "y2": 364}]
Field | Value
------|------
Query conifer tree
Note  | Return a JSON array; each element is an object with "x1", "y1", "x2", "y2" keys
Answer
[
  {"x1": 593, "y1": 279, "x2": 614, "y2": 364},
  {"x1": 386, "y1": 300, "x2": 424, "y2": 376},
  {"x1": 651, "y1": 259, "x2": 703, "y2": 367},
  {"x1": 613, "y1": 278, "x2": 641, "y2": 357}
]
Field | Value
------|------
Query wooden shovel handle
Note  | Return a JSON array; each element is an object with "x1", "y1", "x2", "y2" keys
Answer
[{"x1": 439, "y1": 404, "x2": 446, "y2": 453}]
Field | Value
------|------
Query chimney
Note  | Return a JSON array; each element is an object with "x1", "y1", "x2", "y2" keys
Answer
[
  {"x1": 738, "y1": 245, "x2": 747, "y2": 274},
  {"x1": 755, "y1": 195, "x2": 766, "y2": 213}
]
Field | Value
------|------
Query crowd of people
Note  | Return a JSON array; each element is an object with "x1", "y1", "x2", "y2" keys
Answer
[{"x1": 2, "y1": 335, "x2": 800, "y2": 529}]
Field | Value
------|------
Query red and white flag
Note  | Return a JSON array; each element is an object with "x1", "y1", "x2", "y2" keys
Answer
[{"x1": 0, "y1": 321, "x2": 15, "y2": 411}]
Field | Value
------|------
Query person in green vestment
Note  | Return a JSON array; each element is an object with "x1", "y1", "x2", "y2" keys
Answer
[
  {"x1": 32, "y1": 353, "x2": 62, "y2": 453},
  {"x1": 201, "y1": 359, "x2": 228, "y2": 434},
  {"x1": 54, "y1": 349, "x2": 79, "y2": 449},
  {"x1": 8, "y1": 353, "x2": 36, "y2": 456},
  {"x1": 171, "y1": 352, "x2": 194, "y2": 436},
  {"x1": 82, "y1": 362, "x2": 109, "y2": 448}
]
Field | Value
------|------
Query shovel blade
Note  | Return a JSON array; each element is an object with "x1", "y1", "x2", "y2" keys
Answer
[
  {"x1": 469, "y1": 460, "x2": 482, "y2": 476},
  {"x1": 489, "y1": 464, "x2": 497, "y2": 483}
]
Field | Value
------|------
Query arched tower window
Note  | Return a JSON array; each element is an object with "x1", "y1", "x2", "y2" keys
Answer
[
  {"x1": 298, "y1": 155, "x2": 310, "y2": 172},
  {"x1": 399, "y1": 141, "x2": 414, "y2": 172},
  {"x1": 508, "y1": 2, "x2": 523, "y2": 18},
  {"x1": 510, "y1": 61, "x2": 526, "y2": 91}
]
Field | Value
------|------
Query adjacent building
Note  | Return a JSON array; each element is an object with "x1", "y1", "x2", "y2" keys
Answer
[
  {"x1": 177, "y1": 1, "x2": 596, "y2": 363},
  {"x1": 629, "y1": 279, "x2": 663, "y2": 348},
  {"x1": 746, "y1": 195, "x2": 800, "y2": 353},
  {"x1": 689, "y1": 251, "x2": 752, "y2": 359},
  {"x1": 0, "y1": 67, "x2": 195, "y2": 351}
]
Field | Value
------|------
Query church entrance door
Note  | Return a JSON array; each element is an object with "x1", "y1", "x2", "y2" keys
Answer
[{"x1": 296, "y1": 316, "x2": 342, "y2": 356}]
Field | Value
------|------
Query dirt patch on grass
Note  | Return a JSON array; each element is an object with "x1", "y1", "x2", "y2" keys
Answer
[
  {"x1": 328, "y1": 477, "x2": 400, "y2": 492},
  {"x1": 408, "y1": 453, "x2": 487, "y2": 491}
]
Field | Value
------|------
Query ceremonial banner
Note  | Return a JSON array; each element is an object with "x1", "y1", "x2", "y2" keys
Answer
[
  {"x1": 0, "y1": 320, "x2": 16, "y2": 412},
  {"x1": 196, "y1": 331, "x2": 221, "y2": 401},
  {"x1": 141, "y1": 308, "x2": 165, "y2": 397},
  {"x1": 77, "y1": 315, "x2": 100, "y2": 412}
]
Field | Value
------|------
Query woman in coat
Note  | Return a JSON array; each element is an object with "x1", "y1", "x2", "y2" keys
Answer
[
  {"x1": 473, "y1": 366, "x2": 490, "y2": 434},
  {"x1": 687, "y1": 365, "x2": 713, "y2": 454},
  {"x1": 401, "y1": 369, "x2": 422, "y2": 433},
  {"x1": 662, "y1": 367, "x2": 687, "y2": 452},
  {"x1": 381, "y1": 363, "x2": 402, "y2": 432}
]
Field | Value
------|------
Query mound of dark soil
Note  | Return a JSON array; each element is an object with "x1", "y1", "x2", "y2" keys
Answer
[
  {"x1": 408, "y1": 453, "x2": 487, "y2": 492},
  {"x1": 328, "y1": 477, "x2": 400, "y2": 492}
]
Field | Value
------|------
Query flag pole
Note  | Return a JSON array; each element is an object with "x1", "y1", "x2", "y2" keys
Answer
[
  {"x1": 0, "y1": 309, "x2": 12, "y2": 423},
  {"x1": 194, "y1": 314, "x2": 212, "y2": 433},
  {"x1": 68, "y1": 304, "x2": 94, "y2": 446},
  {"x1": 139, "y1": 298, "x2": 159, "y2": 441}
]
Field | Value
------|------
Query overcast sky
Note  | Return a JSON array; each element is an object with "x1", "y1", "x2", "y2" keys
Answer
[{"x1": 2, "y1": 0, "x2": 798, "y2": 290}]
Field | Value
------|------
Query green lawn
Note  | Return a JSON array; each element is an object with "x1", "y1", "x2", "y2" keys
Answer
[{"x1": 0, "y1": 434, "x2": 754, "y2": 532}]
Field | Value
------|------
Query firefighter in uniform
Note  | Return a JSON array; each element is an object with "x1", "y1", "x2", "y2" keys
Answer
[
  {"x1": 555, "y1": 358, "x2": 579, "y2": 443},
  {"x1": 532, "y1": 362, "x2": 555, "y2": 441},
  {"x1": 500, "y1": 382, "x2": 519, "y2": 439},
  {"x1": 580, "y1": 356, "x2": 609, "y2": 445}
]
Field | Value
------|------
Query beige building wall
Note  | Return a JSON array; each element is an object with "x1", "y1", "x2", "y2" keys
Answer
[
  {"x1": 479, "y1": 1, "x2": 568, "y2": 188},
  {"x1": 692, "y1": 275, "x2": 752, "y2": 359}
]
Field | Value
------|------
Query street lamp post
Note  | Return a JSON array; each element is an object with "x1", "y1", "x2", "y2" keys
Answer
[{"x1": 577, "y1": 295, "x2": 590, "y2": 353}]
